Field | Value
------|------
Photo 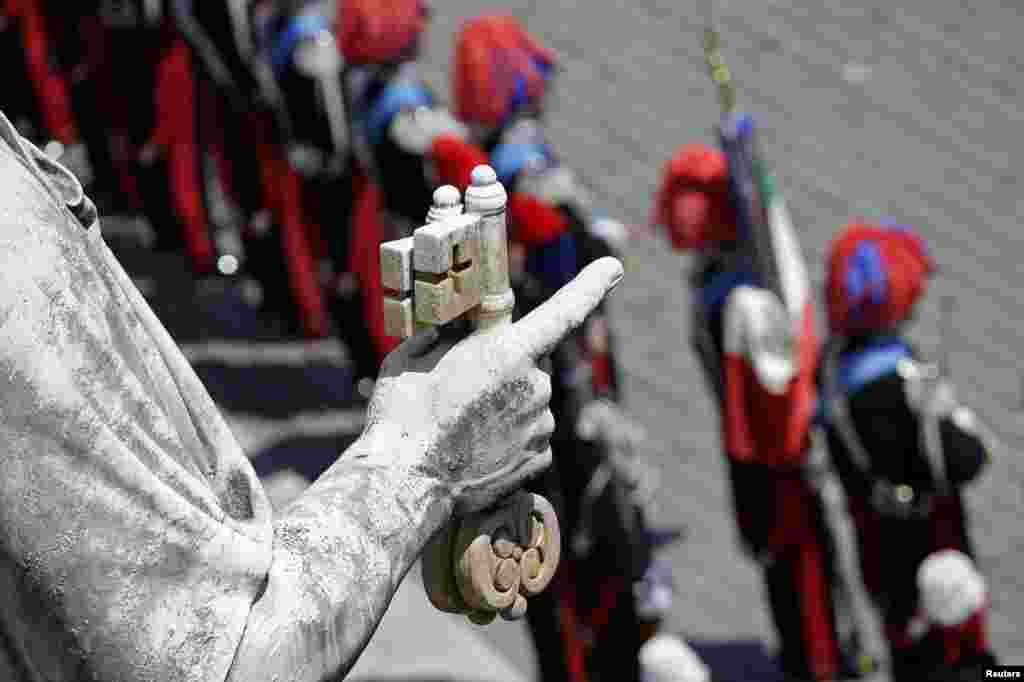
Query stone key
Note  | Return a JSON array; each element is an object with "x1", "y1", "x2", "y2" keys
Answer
[
  {"x1": 381, "y1": 185, "x2": 480, "y2": 337},
  {"x1": 379, "y1": 166, "x2": 562, "y2": 624}
]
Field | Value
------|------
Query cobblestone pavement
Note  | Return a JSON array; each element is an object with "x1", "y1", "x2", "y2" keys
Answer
[{"x1": 407, "y1": 0, "x2": 1024, "y2": 676}]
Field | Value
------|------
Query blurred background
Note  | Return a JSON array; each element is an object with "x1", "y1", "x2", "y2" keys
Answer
[{"x1": 2, "y1": 0, "x2": 1021, "y2": 680}]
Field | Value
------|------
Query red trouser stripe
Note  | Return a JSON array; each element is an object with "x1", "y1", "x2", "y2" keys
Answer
[
  {"x1": 590, "y1": 352, "x2": 612, "y2": 395},
  {"x1": 249, "y1": 114, "x2": 328, "y2": 338},
  {"x1": 277, "y1": 165, "x2": 327, "y2": 338},
  {"x1": 795, "y1": 543, "x2": 838, "y2": 680},
  {"x1": 587, "y1": 575, "x2": 625, "y2": 642},
  {"x1": 553, "y1": 565, "x2": 590, "y2": 682},
  {"x1": 348, "y1": 168, "x2": 399, "y2": 360},
  {"x1": 19, "y1": 0, "x2": 78, "y2": 143},
  {"x1": 151, "y1": 38, "x2": 214, "y2": 273}
]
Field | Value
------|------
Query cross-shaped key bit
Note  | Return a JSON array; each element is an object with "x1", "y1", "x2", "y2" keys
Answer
[
  {"x1": 381, "y1": 185, "x2": 484, "y2": 338},
  {"x1": 413, "y1": 212, "x2": 482, "y2": 326}
]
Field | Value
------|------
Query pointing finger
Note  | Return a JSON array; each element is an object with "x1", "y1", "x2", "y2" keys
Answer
[{"x1": 510, "y1": 256, "x2": 624, "y2": 360}]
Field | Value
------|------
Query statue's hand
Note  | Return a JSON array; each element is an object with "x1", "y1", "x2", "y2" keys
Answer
[{"x1": 362, "y1": 257, "x2": 624, "y2": 513}]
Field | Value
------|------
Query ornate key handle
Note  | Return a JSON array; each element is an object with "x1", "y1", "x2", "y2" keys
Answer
[
  {"x1": 421, "y1": 491, "x2": 561, "y2": 624},
  {"x1": 380, "y1": 166, "x2": 562, "y2": 624}
]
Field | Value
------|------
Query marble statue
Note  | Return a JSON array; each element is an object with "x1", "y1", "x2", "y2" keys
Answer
[{"x1": 0, "y1": 110, "x2": 622, "y2": 681}]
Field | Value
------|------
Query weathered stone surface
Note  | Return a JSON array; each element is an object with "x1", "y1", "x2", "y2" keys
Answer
[
  {"x1": 383, "y1": 295, "x2": 415, "y2": 338},
  {"x1": 414, "y1": 263, "x2": 482, "y2": 325},
  {"x1": 413, "y1": 214, "x2": 480, "y2": 275},
  {"x1": 380, "y1": 236, "x2": 415, "y2": 294}
]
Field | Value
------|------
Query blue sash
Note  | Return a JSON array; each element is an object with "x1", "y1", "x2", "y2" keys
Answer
[
  {"x1": 839, "y1": 337, "x2": 911, "y2": 394},
  {"x1": 816, "y1": 336, "x2": 912, "y2": 424}
]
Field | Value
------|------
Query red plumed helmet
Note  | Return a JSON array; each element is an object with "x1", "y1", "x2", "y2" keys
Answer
[
  {"x1": 453, "y1": 13, "x2": 557, "y2": 129},
  {"x1": 336, "y1": 0, "x2": 429, "y2": 65},
  {"x1": 428, "y1": 133, "x2": 489, "y2": 192},
  {"x1": 826, "y1": 220, "x2": 934, "y2": 336},
  {"x1": 652, "y1": 143, "x2": 737, "y2": 252}
]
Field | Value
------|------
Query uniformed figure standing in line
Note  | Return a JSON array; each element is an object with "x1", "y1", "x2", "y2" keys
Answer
[
  {"x1": 452, "y1": 15, "x2": 661, "y2": 682},
  {"x1": 653, "y1": 142, "x2": 864, "y2": 681},
  {"x1": 86, "y1": 0, "x2": 219, "y2": 275},
  {"x1": 335, "y1": 0, "x2": 494, "y2": 392},
  {"x1": 816, "y1": 221, "x2": 998, "y2": 680},
  {"x1": 172, "y1": 0, "x2": 338, "y2": 340},
  {"x1": 0, "y1": 0, "x2": 83, "y2": 162}
]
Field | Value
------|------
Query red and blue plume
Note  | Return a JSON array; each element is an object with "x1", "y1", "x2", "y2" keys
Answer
[
  {"x1": 826, "y1": 220, "x2": 934, "y2": 336},
  {"x1": 453, "y1": 14, "x2": 557, "y2": 129},
  {"x1": 652, "y1": 143, "x2": 737, "y2": 252},
  {"x1": 336, "y1": 0, "x2": 429, "y2": 65}
]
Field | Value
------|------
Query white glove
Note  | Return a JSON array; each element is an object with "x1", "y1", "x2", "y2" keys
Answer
[
  {"x1": 389, "y1": 106, "x2": 468, "y2": 156},
  {"x1": 292, "y1": 31, "x2": 343, "y2": 79},
  {"x1": 576, "y1": 399, "x2": 658, "y2": 503},
  {"x1": 588, "y1": 216, "x2": 630, "y2": 253},
  {"x1": 723, "y1": 286, "x2": 798, "y2": 395},
  {"x1": 899, "y1": 358, "x2": 958, "y2": 418},
  {"x1": 575, "y1": 399, "x2": 647, "y2": 455},
  {"x1": 518, "y1": 164, "x2": 590, "y2": 209}
]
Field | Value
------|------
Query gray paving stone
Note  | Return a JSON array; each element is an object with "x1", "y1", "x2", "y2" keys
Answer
[{"x1": 415, "y1": 0, "x2": 1024, "y2": 673}]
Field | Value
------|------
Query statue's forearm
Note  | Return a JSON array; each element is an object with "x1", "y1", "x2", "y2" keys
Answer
[{"x1": 226, "y1": 431, "x2": 454, "y2": 682}]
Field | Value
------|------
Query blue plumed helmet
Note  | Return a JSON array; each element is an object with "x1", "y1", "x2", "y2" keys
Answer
[{"x1": 453, "y1": 14, "x2": 557, "y2": 129}]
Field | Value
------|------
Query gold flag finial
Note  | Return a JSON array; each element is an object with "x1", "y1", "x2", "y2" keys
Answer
[{"x1": 702, "y1": 24, "x2": 736, "y2": 114}]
